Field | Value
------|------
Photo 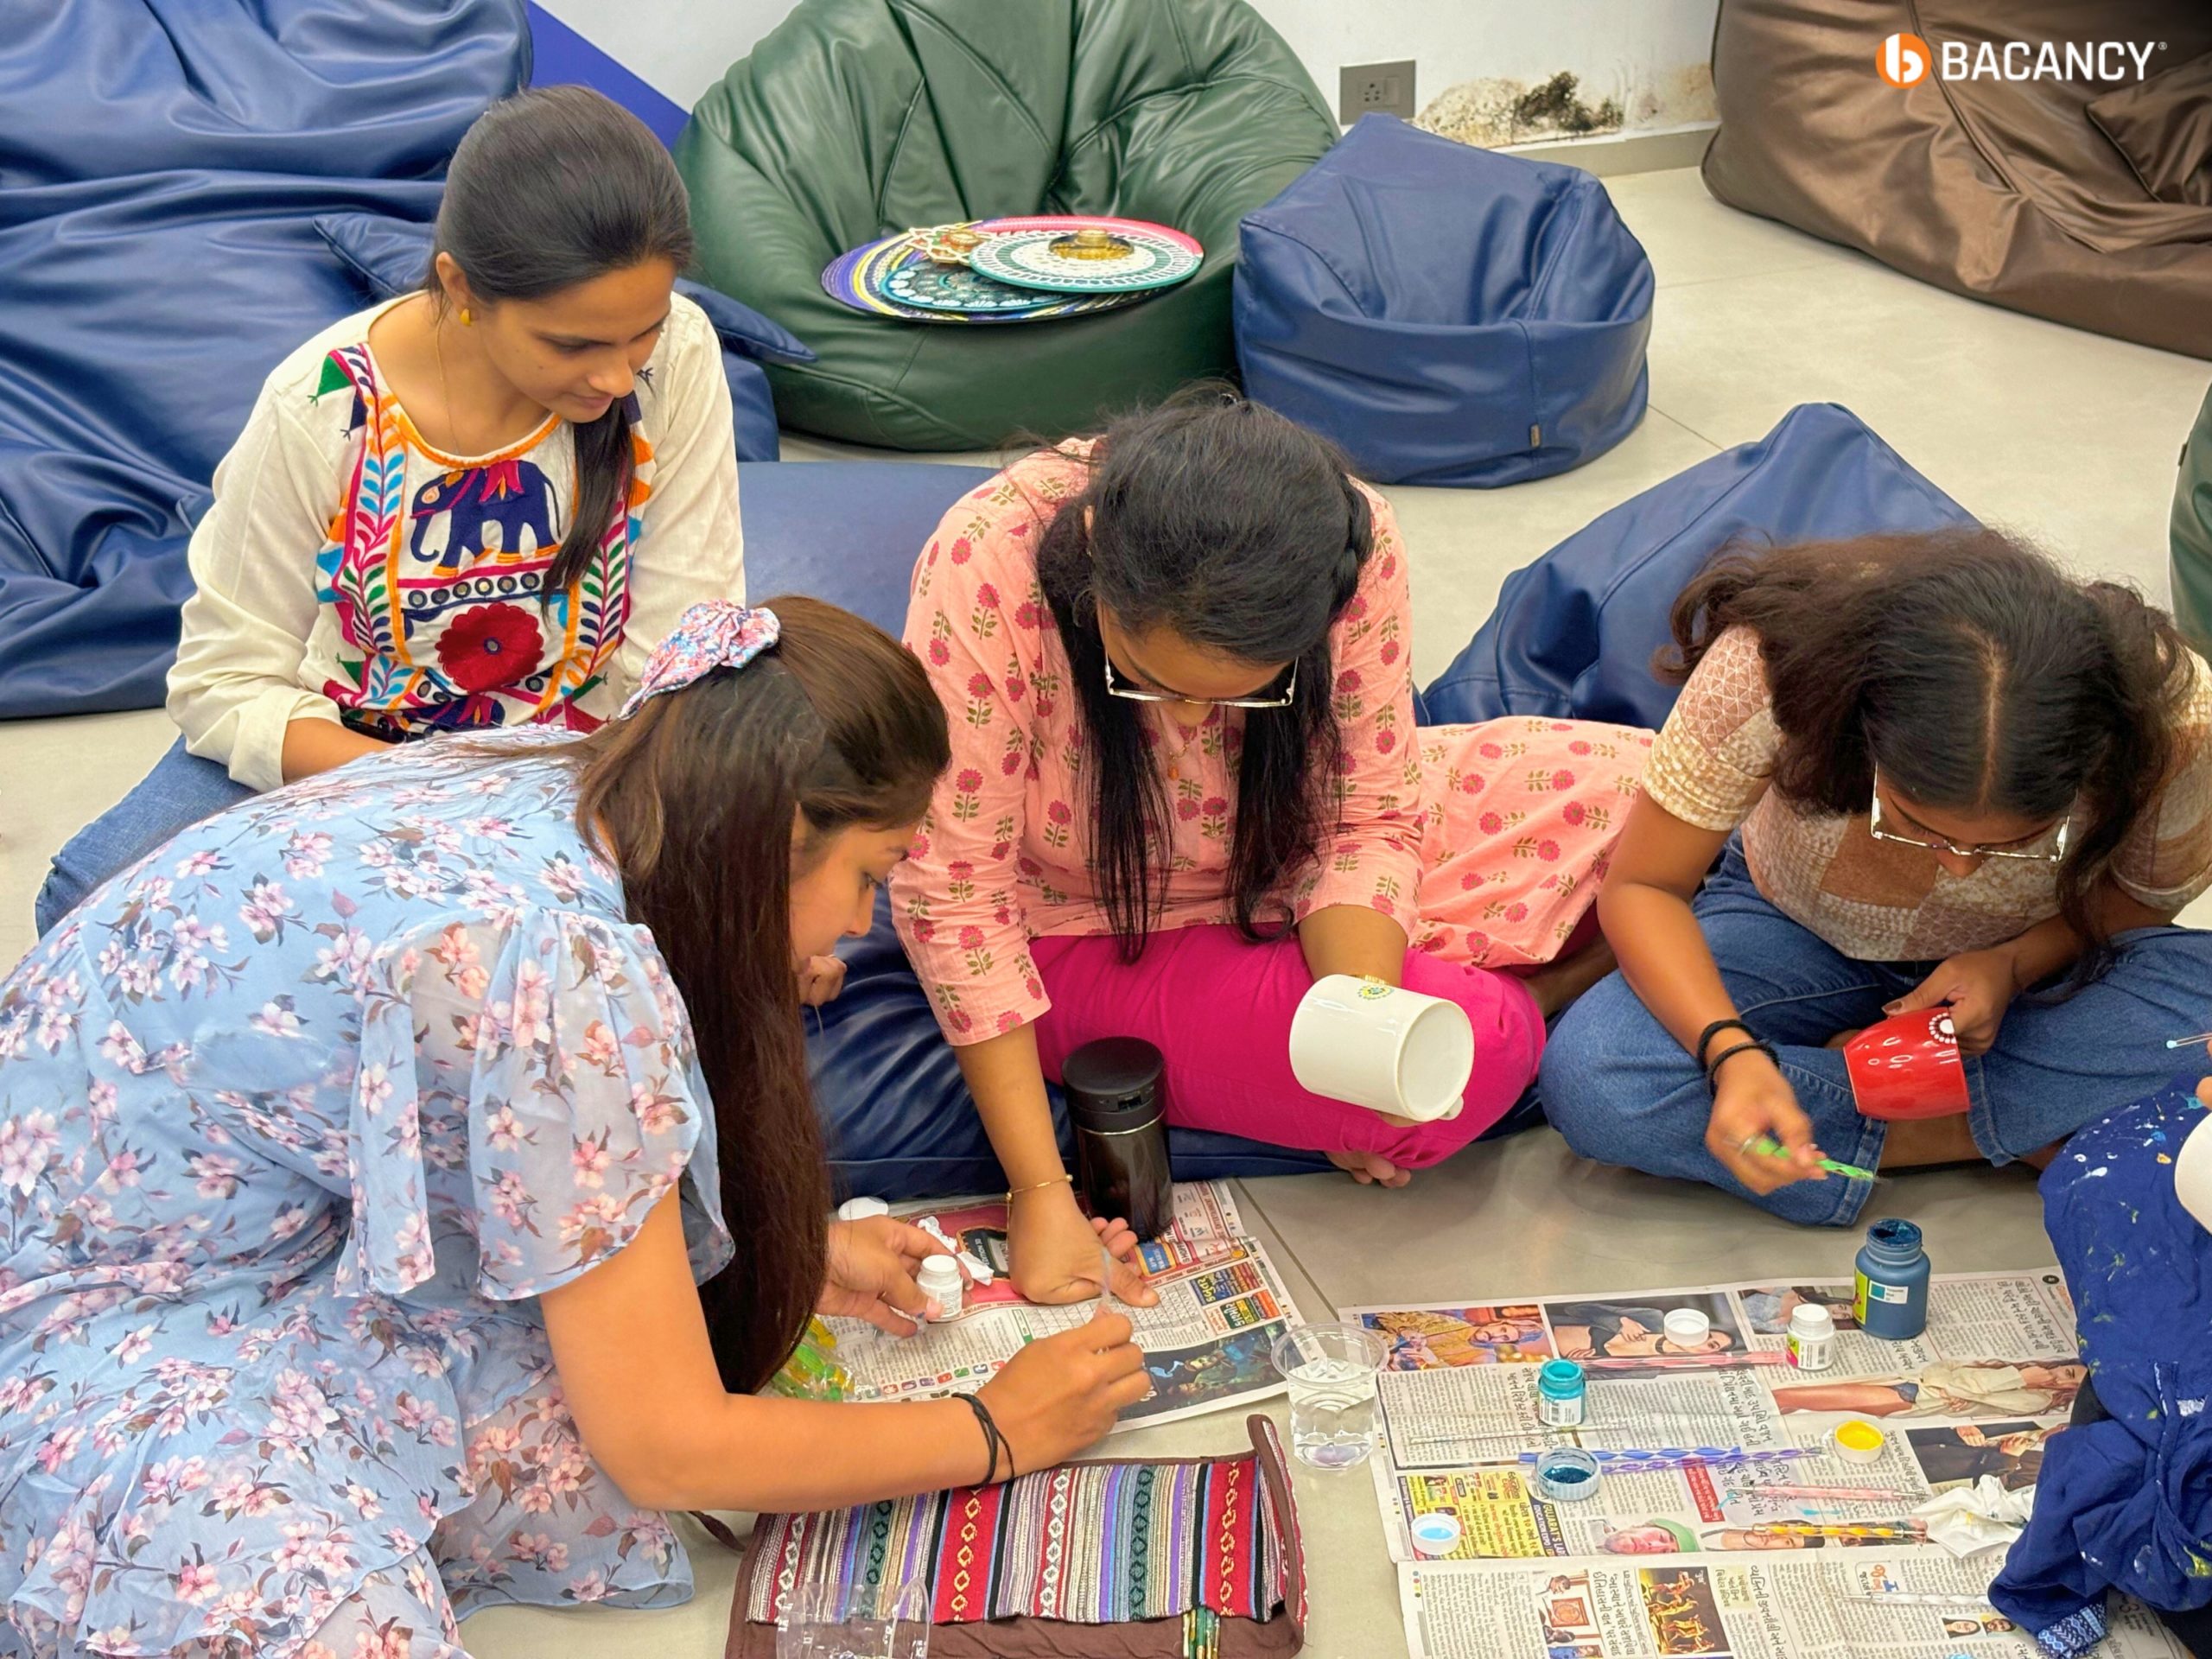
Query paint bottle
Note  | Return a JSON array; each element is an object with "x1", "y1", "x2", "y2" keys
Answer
[
  {"x1": 1853, "y1": 1217, "x2": 1930, "y2": 1340},
  {"x1": 836, "y1": 1196, "x2": 891, "y2": 1223},
  {"x1": 1786, "y1": 1304, "x2": 1836, "y2": 1371},
  {"x1": 1536, "y1": 1359, "x2": 1587, "y2": 1427},
  {"x1": 915, "y1": 1255, "x2": 963, "y2": 1322}
]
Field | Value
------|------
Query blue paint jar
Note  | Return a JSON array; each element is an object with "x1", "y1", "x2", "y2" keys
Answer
[
  {"x1": 1537, "y1": 1359, "x2": 1586, "y2": 1427},
  {"x1": 1853, "y1": 1217, "x2": 1930, "y2": 1340}
]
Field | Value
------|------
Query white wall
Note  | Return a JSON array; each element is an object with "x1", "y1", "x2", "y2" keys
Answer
[
  {"x1": 1256, "y1": 0, "x2": 1718, "y2": 133},
  {"x1": 543, "y1": 0, "x2": 1719, "y2": 133}
]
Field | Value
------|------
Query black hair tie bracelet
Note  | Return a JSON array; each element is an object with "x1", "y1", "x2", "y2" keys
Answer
[
  {"x1": 1705, "y1": 1037, "x2": 1781, "y2": 1096},
  {"x1": 1694, "y1": 1017, "x2": 1758, "y2": 1071},
  {"x1": 959, "y1": 1391, "x2": 1014, "y2": 1485}
]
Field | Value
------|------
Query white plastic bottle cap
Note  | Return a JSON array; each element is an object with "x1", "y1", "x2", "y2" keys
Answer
[
  {"x1": 1662, "y1": 1308, "x2": 1712, "y2": 1350},
  {"x1": 915, "y1": 1256, "x2": 960, "y2": 1300},
  {"x1": 836, "y1": 1197, "x2": 892, "y2": 1222},
  {"x1": 1408, "y1": 1511, "x2": 1464, "y2": 1557}
]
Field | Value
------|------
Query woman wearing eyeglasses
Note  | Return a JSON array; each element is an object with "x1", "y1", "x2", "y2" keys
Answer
[
  {"x1": 892, "y1": 394, "x2": 1648, "y2": 1302},
  {"x1": 1541, "y1": 531, "x2": 2212, "y2": 1224}
]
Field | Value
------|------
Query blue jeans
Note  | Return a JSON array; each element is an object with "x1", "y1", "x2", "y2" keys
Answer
[
  {"x1": 1541, "y1": 842, "x2": 2212, "y2": 1225},
  {"x1": 34, "y1": 739, "x2": 253, "y2": 936}
]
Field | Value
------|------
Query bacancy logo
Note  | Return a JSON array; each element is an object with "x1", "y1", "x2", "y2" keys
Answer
[{"x1": 1878, "y1": 31, "x2": 2163, "y2": 87}]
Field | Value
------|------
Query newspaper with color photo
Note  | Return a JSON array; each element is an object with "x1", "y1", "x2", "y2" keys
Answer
[
  {"x1": 818, "y1": 1180, "x2": 1300, "y2": 1429},
  {"x1": 1398, "y1": 1552, "x2": 2183, "y2": 1659}
]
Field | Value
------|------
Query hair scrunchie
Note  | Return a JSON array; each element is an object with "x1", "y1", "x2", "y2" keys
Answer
[{"x1": 619, "y1": 601, "x2": 781, "y2": 719}]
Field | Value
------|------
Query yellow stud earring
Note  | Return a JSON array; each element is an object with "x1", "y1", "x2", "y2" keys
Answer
[{"x1": 459, "y1": 308, "x2": 473, "y2": 326}]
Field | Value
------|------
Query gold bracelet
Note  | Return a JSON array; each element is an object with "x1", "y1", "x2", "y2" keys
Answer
[{"x1": 1005, "y1": 1171, "x2": 1074, "y2": 1203}]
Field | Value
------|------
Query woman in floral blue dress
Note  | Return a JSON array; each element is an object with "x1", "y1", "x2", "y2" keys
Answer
[{"x1": 0, "y1": 600, "x2": 1147, "y2": 1658}]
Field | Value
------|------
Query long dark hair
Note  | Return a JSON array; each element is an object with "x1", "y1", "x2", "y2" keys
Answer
[
  {"x1": 1662, "y1": 530, "x2": 2192, "y2": 979},
  {"x1": 556, "y1": 595, "x2": 950, "y2": 1394},
  {"x1": 429, "y1": 86, "x2": 694, "y2": 598},
  {"x1": 1033, "y1": 392, "x2": 1373, "y2": 957}
]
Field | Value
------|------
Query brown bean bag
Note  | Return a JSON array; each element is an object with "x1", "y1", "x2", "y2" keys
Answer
[{"x1": 1702, "y1": 0, "x2": 2212, "y2": 359}]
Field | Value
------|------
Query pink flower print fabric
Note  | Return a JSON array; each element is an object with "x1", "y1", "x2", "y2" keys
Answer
[{"x1": 889, "y1": 448, "x2": 1649, "y2": 1046}]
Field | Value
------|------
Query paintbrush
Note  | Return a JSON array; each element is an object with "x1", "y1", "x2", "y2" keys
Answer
[{"x1": 1748, "y1": 1134, "x2": 1878, "y2": 1181}]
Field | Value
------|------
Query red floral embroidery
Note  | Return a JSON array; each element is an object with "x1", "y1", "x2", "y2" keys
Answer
[{"x1": 434, "y1": 604, "x2": 544, "y2": 694}]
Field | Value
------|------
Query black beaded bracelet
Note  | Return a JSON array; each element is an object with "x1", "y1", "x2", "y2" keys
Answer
[
  {"x1": 1705, "y1": 1037, "x2": 1780, "y2": 1095},
  {"x1": 959, "y1": 1391, "x2": 1014, "y2": 1484},
  {"x1": 1694, "y1": 1017, "x2": 1758, "y2": 1070}
]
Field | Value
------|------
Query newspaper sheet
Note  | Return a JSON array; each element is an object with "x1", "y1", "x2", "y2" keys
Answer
[
  {"x1": 1398, "y1": 1553, "x2": 2185, "y2": 1659},
  {"x1": 1344, "y1": 1271, "x2": 2178, "y2": 1656},
  {"x1": 818, "y1": 1180, "x2": 1300, "y2": 1430}
]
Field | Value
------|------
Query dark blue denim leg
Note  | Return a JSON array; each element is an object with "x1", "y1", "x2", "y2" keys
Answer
[
  {"x1": 1542, "y1": 845, "x2": 1913, "y2": 1225},
  {"x1": 1968, "y1": 925, "x2": 2212, "y2": 1160},
  {"x1": 34, "y1": 738, "x2": 252, "y2": 936}
]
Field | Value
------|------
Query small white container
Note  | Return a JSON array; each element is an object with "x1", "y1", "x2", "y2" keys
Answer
[
  {"x1": 836, "y1": 1196, "x2": 892, "y2": 1223},
  {"x1": 1408, "y1": 1511, "x2": 1464, "y2": 1558},
  {"x1": 1287, "y1": 975, "x2": 1473, "y2": 1122},
  {"x1": 1829, "y1": 1419, "x2": 1888, "y2": 1465},
  {"x1": 1662, "y1": 1308, "x2": 1711, "y2": 1351},
  {"x1": 915, "y1": 1255, "x2": 963, "y2": 1322},
  {"x1": 1786, "y1": 1304, "x2": 1836, "y2": 1371}
]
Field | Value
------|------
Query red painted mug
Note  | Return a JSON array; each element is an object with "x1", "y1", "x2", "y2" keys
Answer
[{"x1": 1843, "y1": 1009, "x2": 1970, "y2": 1120}]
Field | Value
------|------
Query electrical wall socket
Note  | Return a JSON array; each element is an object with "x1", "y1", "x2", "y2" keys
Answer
[{"x1": 1339, "y1": 60, "x2": 1416, "y2": 124}]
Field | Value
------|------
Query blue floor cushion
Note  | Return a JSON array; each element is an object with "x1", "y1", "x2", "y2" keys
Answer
[
  {"x1": 1236, "y1": 115, "x2": 1653, "y2": 489},
  {"x1": 1418, "y1": 402, "x2": 1978, "y2": 730},
  {"x1": 0, "y1": 0, "x2": 528, "y2": 721}
]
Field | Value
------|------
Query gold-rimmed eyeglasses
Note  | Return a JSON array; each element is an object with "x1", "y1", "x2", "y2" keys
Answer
[
  {"x1": 1867, "y1": 772, "x2": 2070, "y2": 863},
  {"x1": 1102, "y1": 656, "x2": 1297, "y2": 711}
]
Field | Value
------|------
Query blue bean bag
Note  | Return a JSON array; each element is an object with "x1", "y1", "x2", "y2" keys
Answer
[
  {"x1": 312, "y1": 215, "x2": 810, "y2": 467},
  {"x1": 0, "y1": 0, "x2": 530, "y2": 721},
  {"x1": 1418, "y1": 402, "x2": 1978, "y2": 729},
  {"x1": 740, "y1": 461, "x2": 995, "y2": 638},
  {"x1": 1236, "y1": 115, "x2": 1654, "y2": 489}
]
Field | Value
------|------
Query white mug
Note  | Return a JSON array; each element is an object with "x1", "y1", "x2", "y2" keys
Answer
[{"x1": 1287, "y1": 974, "x2": 1473, "y2": 1122}]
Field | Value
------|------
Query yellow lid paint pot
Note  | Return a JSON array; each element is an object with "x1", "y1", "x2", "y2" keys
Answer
[{"x1": 1830, "y1": 1419, "x2": 1888, "y2": 1465}]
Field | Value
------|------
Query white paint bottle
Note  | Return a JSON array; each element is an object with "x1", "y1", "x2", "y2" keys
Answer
[
  {"x1": 1787, "y1": 1304, "x2": 1836, "y2": 1371},
  {"x1": 915, "y1": 1255, "x2": 963, "y2": 1322}
]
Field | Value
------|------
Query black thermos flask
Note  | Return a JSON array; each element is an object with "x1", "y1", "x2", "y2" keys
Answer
[{"x1": 1062, "y1": 1036, "x2": 1173, "y2": 1242}]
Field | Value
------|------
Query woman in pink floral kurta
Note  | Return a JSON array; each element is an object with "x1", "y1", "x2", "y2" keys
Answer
[{"x1": 889, "y1": 399, "x2": 1649, "y2": 1304}]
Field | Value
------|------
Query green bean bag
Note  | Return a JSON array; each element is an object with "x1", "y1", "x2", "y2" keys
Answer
[{"x1": 674, "y1": 0, "x2": 1338, "y2": 451}]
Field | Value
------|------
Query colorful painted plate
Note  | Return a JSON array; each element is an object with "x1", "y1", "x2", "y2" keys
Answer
[
  {"x1": 819, "y1": 216, "x2": 1198, "y2": 323},
  {"x1": 969, "y1": 225, "x2": 1202, "y2": 294}
]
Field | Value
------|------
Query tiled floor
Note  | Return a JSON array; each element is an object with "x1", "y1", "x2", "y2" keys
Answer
[{"x1": 4, "y1": 163, "x2": 2209, "y2": 1657}]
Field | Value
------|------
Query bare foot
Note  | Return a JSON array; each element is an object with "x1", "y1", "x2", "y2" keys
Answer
[
  {"x1": 1824, "y1": 1027, "x2": 1866, "y2": 1051},
  {"x1": 1522, "y1": 938, "x2": 1619, "y2": 1020},
  {"x1": 2018, "y1": 1141, "x2": 2063, "y2": 1172},
  {"x1": 1329, "y1": 1149, "x2": 1413, "y2": 1188}
]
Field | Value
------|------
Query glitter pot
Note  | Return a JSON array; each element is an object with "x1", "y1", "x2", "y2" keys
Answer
[{"x1": 1534, "y1": 1446, "x2": 1602, "y2": 1502}]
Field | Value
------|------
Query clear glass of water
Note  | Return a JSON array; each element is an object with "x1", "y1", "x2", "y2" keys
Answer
[
  {"x1": 776, "y1": 1574, "x2": 930, "y2": 1659},
  {"x1": 1272, "y1": 1321, "x2": 1387, "y2": 1470}
]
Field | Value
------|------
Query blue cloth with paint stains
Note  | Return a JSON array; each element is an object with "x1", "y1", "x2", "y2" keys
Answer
[{"x1": 1992, "y1": 1079, "x2": 2212, "y2": 1656}]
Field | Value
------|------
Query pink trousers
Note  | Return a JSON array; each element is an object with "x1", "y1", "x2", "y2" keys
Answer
[{"x1": 1028, "y1": 924, "x2": 1546, "y2": 1169}]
